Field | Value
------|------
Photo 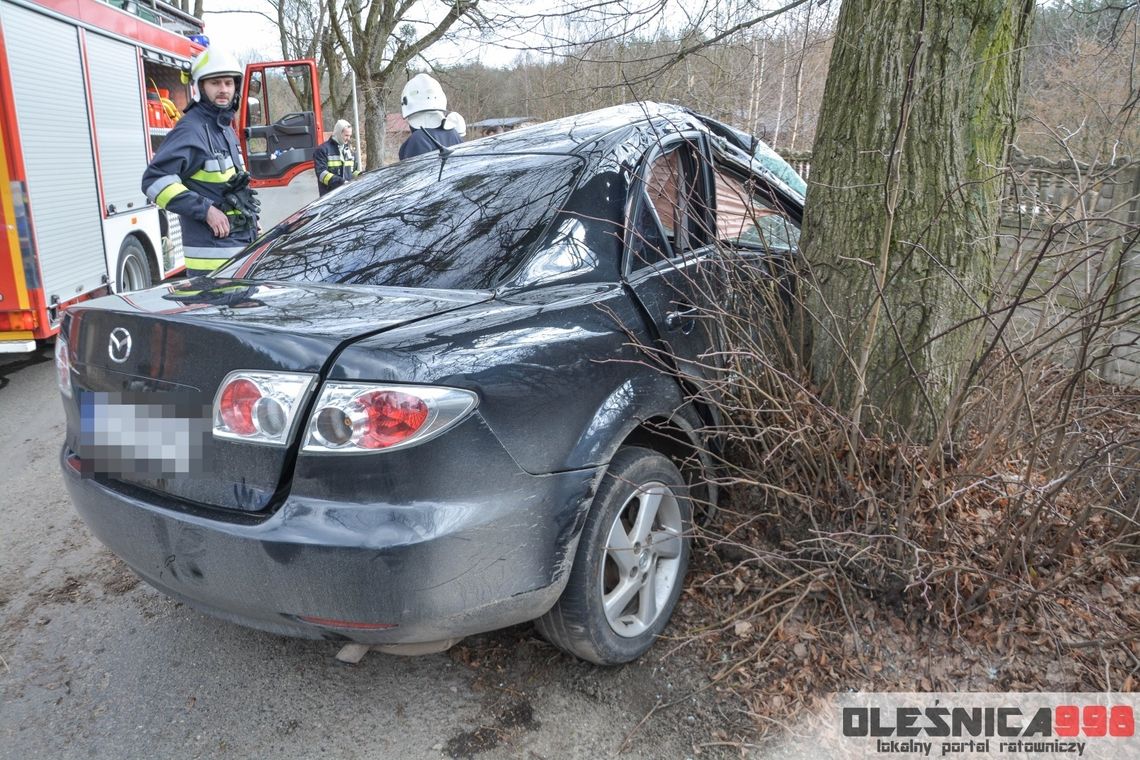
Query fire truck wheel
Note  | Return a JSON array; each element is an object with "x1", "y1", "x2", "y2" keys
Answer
[{"x1": 115, "y1": 238, "x2": 153, "y2": 293}]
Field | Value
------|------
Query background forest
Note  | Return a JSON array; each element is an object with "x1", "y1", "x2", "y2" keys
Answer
[
  {"x1": 203, "y1": 0, "x2": 1139, "y2": 166},
  {"x1": 268, "y1": 1, "x2": 1138, "y2": 166}
]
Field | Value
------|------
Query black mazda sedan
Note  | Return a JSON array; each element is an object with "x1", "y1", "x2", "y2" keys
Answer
[{"x1": 56, "y1": 103, "x2": 804, "y2": 665}]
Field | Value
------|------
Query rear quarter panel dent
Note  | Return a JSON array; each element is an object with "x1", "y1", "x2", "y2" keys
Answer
[{"x1": 331, "y1": 283, "x2": 686, "y2": 474}]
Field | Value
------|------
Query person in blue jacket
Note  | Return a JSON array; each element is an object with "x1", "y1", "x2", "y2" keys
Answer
[
  {"x1": 142, "y1": 48, "x2": 258, "y2": 278},
  {"x1": 314, "y1": 119, "x2": 359, "y2": 195},
  {"x1": 398, "y1": 73, "x2": 465, "y2": 160}
]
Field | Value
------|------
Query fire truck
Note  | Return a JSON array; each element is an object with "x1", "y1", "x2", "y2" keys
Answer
[{"x1": 0, "y1": 0, "x2": 322, "y2": 353}]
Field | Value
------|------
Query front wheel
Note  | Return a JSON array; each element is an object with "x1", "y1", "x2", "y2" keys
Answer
[
  {"x1": 115, "y1": 237, "x2": 152, "y2": 293},
  {"x1": 536, "y1": 446, "x2": 692, "y2": 665}
]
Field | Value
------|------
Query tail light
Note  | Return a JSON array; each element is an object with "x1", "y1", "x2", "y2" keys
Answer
[
  {"x1": 303, "y1": 383, "x2": 478, "y2": 453},
  {"x1": 0, "y1": 309, "x2": 38, "y2": 332},
  {"x1": 212, "y1": 371, "x2": 314, "y2": 445},
  {"x1": 54, "y1": 333, "x2": 72, "y2": 398}
]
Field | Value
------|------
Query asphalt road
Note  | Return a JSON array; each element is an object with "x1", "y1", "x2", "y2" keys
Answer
[{"x1": 0, "y1": 346, "x2": 713, "y2": 760}]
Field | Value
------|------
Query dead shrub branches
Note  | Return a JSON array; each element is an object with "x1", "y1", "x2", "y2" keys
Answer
[{"x1": 636, "y1": 155, "x2": 1140, "y2": 735}]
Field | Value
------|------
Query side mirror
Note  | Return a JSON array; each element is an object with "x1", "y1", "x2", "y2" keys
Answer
[{"x1": 247, "y1": 97, "x2": 262, "y2": 123}]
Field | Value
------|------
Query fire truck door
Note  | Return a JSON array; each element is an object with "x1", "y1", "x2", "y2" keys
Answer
[{"x1": 239, "y1": 60, "x2": 322, "y2": 229}]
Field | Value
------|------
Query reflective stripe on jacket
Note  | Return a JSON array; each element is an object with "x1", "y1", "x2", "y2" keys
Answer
[
  {"x1": 182, "y1": 245, "x2": 244, "y2": 278},
  {"x1": 141, "y1": 100, "x2": 257, "y2": 251},
  {"x1": 313, "y1": 137, "x2": 357, "y2": 196}
]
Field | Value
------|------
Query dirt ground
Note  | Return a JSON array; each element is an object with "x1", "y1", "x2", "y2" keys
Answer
[
  {"x1": 0, "y1": 350, "x2": 742, "y2": 760},
  {"x1": 4, "y1": 348, "x2": 1137, "y2": 759}
]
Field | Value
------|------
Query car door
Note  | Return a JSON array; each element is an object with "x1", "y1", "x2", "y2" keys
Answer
[{"x1": 622, "y1": 134, "x2": 723, "y2": 398}]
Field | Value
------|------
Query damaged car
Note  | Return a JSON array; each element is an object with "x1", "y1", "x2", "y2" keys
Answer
[{"x1": 55, "y1": 102, "x2": 804, "y2": 665}]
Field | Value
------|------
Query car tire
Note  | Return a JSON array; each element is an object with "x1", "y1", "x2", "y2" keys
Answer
[
  {"x1": 115, "y1": 237, "x2": 152, "y2": 293},
  {"x1": 536, "y1": 446, "x2": 691, "y2": 665}
]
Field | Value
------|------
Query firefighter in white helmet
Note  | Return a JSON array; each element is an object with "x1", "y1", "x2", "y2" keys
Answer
[
  {"x1": 142, "y1": 48, "x2": 259, "y2": 278},
  {"x1": 398, "y1": 73, "x2": 465, "y2": 160}
]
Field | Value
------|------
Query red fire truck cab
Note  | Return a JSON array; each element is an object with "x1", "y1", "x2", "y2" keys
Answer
[{"x1": 0, "y1": 0, "x2": 321, "y2": 353}]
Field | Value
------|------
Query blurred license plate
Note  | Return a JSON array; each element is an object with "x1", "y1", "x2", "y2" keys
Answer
[{"x1": 79, "y1": 391, "x2": 210, "y2": 477}]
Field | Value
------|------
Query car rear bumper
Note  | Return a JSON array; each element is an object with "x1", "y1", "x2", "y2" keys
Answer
[{"x1": 62, "y1": 444, "x2": 598, "y2": 645}]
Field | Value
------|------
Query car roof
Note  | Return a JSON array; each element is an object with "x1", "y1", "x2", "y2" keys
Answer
[{"x1": 445, "y1": 102, "x2": 700, "y2": 159}]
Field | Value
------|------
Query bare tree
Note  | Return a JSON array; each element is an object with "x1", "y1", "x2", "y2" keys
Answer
[
  {"x1": 324, "y1": 0, "x2": 483, "y2": 166},
  {"x1": 232, "y1": 0, "x2": 845, "y2": 163},
  {"x1": 1018, "y1": 1, "x2": 1140, "y2": 161}
]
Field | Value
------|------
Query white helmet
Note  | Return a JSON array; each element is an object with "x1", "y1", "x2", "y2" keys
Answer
[
  {"x1": 401, "y1": 73, "x2": 446, "y2": 118},
  {"x1": 188, "y1": 48, "x2": 243, "y2": 103},
  {"x1": 443, "y1": 111, "x2": 466, "y2": 137}
]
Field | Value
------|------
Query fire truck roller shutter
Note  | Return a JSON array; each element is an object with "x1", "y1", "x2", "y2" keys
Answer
[
  {"x1": 85, "y1": 32, "x2": 150, "y2": 217},
  {"x1": 86, "y1": 31, "x2": 160, "y2": 289},
  {"x1": 0, "y1": 1, "x2": 105, "y2": 305}
]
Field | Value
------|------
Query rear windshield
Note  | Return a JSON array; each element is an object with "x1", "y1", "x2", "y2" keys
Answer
[{"x1": 219, "y1": 153, "x2": 582, "y2": 290}]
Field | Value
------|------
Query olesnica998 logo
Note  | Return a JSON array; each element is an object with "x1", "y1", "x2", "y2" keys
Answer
[{"x1": 842, "y1": 702, "x2": 1135, "y2": 756}]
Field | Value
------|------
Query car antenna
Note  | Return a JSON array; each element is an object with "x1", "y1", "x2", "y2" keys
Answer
[{"x1": 422, "y1": 130, "x2": 454, "y2": 180}]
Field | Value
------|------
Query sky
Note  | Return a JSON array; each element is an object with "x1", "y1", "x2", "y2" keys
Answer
[
  {"x1": 196, "y1": 0, "x2": 804, "y2": 70},
  {"x1": 201, "y1": 5, "x2": 283, "y2": 63},
  {"x1": 198, "y1": 1, "x2": 516, "y2": 69}
]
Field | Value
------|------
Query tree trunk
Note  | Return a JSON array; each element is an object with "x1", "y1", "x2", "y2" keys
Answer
[
  {"x1": 773, "y1": 35, "x2": 788, "y2": 148},
  {"x1": 359, "y1": 74, "x2": 390, "y2": 169},
  {"x1": 799, "y1": 0, "x2": 1034, "y2": 441},
  {"x1": 789, "y1": 2, "x2": 812, "y2": 151},
  {"x1": 748, "y1": 36, "x2": 766, "y2": 138}
]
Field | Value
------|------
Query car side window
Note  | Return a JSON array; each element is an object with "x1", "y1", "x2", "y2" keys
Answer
[
  {"x1": 713, "y1": 169, "x2": 800, "y2": 253},
  {"x1": 647, "y1": 149, "x2": 685, "y2": 243},
  {"x1": 628, "y1": 187, "x2": 670, "y2": 268},
  {"x1": 627, "y1": 143, "x2": 703, "y2": 269}
]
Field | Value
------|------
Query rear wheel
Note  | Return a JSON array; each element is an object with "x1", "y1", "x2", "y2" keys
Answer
[
  {"x1": 536, "y1": 446, "x2": 691, "y2": 664},
  {"x1": 115, "y1": 237, "x2": 152, "y2": 293}
]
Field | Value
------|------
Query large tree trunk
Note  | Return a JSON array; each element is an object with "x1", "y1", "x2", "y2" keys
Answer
[{"x1": 799, "y1": 0, "x2": 1034, "y2": 441}]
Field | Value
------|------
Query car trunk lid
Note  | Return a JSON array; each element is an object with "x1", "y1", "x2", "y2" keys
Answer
[{"x1": 64, "y1": 279, "x2": 491, "y2": 512}]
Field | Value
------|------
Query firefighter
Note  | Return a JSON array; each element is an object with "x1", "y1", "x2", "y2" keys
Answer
[
  {"x1": 398, "y1": 73, "x2": 465, "y2": 160},
  {"x1": 142, "y1": 48, "x2": 259, "y2": 278},
  {"x1": 314, "y1": 119, "x2": 359, "y2": 196}
]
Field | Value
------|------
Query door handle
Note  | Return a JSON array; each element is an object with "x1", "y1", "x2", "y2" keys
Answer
[{"x1": 665, "y1": 306, "x2": 699, "y2": 333}]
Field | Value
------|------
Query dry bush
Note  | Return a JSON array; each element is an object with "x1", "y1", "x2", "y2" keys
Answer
[{"x1": 621, "y1": 147, "x2": 1140, "y2": 743}]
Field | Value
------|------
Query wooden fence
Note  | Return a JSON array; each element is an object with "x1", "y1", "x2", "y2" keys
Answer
[{"x1": 780, "y1": 152, "x2": 1140, "y2": 387}]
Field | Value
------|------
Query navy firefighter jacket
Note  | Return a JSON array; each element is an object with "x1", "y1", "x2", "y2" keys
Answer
[
  {"x1": 313, "y1": 137, "x2": 357, "y2": 196},
  {"x1": 142, "y1": 99, "x2": 256, "y2": 251},
  {"x1": 399, "y1": 126, "x2": 463, "y2": 160}
]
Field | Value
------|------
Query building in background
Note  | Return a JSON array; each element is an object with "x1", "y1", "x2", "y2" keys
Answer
[{"x1": 469, "y1": 117, "x2": 537, "y2": 137}]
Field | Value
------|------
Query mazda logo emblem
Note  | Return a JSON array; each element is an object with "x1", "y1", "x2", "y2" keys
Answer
[{"x1": 108, "y1": 327, "x2": 132, "y2": 364}]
